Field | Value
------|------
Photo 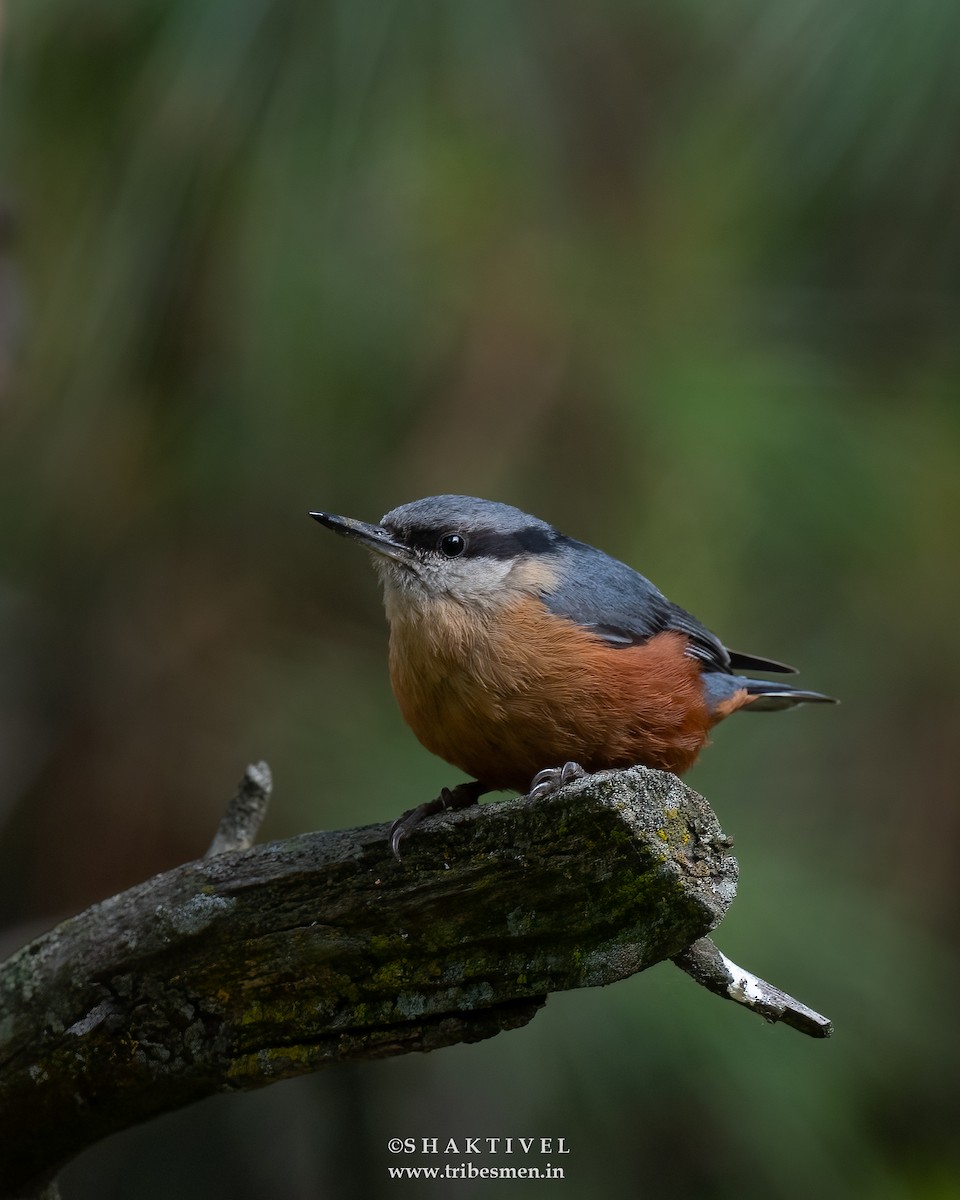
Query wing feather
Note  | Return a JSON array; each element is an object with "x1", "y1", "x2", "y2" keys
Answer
[{"x1": 540, "y1": 539, "x2": 733, "y2": 673}]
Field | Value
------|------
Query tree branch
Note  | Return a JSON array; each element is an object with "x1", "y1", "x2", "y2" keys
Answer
[
  {"x1": 205, "y1": 761, "x2": 272, "y2": 856},
  {"x1": 0, "y1": 765, "x2": 829, "y2": 1198},
  {"x1": 672, "y1": 937, "x2": 833, "y2": 1038}
]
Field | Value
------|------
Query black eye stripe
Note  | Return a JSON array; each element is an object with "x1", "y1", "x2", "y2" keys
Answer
[
  {"x1": 469, "y1": 527, "x2": 558, "y2": 558},
  {"x1": 391, "y1": 524, "x2": 560, "y2": 559}
]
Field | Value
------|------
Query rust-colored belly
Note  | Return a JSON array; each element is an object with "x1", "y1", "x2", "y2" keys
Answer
[{"x1": 388, "y1": 597, "x2": 714, "y2": 792}]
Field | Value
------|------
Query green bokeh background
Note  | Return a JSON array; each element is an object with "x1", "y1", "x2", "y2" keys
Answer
[{"x1": 1, "y1": 2, "x2": 958, "y2": 1197}]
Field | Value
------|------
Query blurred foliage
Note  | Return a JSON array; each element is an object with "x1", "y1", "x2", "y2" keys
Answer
[{"x1": 1, "y1": 0, "x2": 959, "y2": 1197}]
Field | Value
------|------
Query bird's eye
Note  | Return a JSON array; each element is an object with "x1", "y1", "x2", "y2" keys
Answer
[{"x1": 439, "y1": 533, "x2": 466, "y2": 558}]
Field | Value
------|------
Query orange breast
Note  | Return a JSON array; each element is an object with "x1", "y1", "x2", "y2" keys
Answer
[{"x1": 388, "y1": 595, "x2": 716, "y2": 792}]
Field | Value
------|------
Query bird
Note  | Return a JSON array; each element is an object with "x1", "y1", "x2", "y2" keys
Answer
[{"x1": 310, "y1": 495, "x2": 836, "y2": 855}]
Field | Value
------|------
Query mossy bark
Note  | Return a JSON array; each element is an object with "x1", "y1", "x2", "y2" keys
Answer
[{"x1": 0, "y1": 766, "x2": 735, "y2": 1197}]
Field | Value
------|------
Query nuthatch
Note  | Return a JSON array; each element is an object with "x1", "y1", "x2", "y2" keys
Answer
[{"x1": 310, "y1": 495, "x2": 836, "y2": 855}]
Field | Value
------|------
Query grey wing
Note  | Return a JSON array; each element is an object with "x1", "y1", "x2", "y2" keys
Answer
[{"x1": 540, "y1": 539, "x2": 734, "y2": 673}]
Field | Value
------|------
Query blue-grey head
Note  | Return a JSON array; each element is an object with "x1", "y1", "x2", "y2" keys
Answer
[{"x1": 310, "y1": 495, "x2": 564, "y2": 613}]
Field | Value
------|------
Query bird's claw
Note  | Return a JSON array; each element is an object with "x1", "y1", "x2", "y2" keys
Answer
[
  {"x1": 524, "y1": 761, "x2": 587, "y2": 802},
  {"x1": 389, "y1": 781, "x2": 484, "y2": 860}
]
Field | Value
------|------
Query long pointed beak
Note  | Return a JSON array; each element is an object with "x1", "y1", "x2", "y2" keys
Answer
[{"x1": 309, "y1": 511, "x2": 413, "y2": 562}]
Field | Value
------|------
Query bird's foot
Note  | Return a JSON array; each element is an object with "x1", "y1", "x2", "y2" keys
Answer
[
  {"x1": 524, "y1": 761, "x2": 587, "y2": 802},
  {"x1": 389, "y1": 779, "x2": 486, "y2": 860}
]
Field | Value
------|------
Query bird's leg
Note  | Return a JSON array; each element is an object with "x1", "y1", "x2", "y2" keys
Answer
[
  {"x1": 524, "y1": 761, "x2": 587, "y2": 802},
  {"x1": 390, "y1": 779, "x2": 488, "y2": 860}
]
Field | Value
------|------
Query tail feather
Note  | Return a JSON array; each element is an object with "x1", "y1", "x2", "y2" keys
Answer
[
  {"x1": 742, "y1": 679, "x2": 838, "y2": 711},
  {"x1": 727, "y1": 649, "x2": 798, "y2": 675}
]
